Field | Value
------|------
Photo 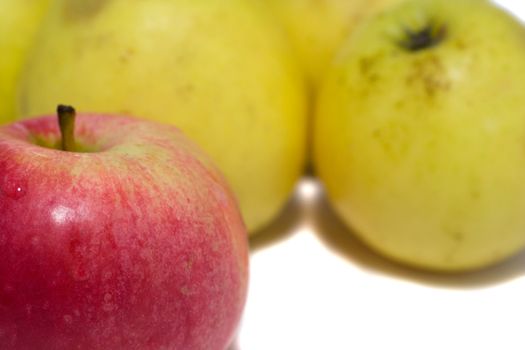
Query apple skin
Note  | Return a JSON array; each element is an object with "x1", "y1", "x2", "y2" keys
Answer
[
  {"x1": 0, "y1": 0, "x2": 51, "y2": 123},
  {"x1": 0, "y1": 114, "x2": 249, "y2": 349},
  {"x1": 314, "y1": 0, "x2": 525, "y2": 271},
  {"x1": 265, "y1": 0, "x2": 405, "y2": 85}
]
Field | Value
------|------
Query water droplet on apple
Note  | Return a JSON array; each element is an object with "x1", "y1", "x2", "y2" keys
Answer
[
  {"x1": 3, "y1": 284, "x2": 15, "y2": 294},
  {"x1": 180, "y1": 286, "x2": 192, "y2": 296},
  {"x1": 102, "y1": 270, "x2": 113, "y2": 281},
  {"x1": 63, "y1": 315, "x2": 73, "y2": 324},
  {"x1": 103, "y1": 294, "x2": 115, "y2": 312},
  {"x1": 31, "y1": 236, "x2": 40, "y2": 247},
  {"x1": 25, "y1": 304, "x2": 32, "y2": 316},
  {"x1": 69, "y1": 239, "x2": 90, "y2": 281},
  {"x1": 72, "y1": 266, "x2": 89, "y2": 281},
  {"x1": 103, "y1": 303, "x2": 114, "y2": 312},
  {"x1": 0, "y1": 177, "x2": 27, "y2": 200}
]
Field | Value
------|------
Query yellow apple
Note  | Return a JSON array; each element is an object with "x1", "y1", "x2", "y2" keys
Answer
[
  {"x1": 0, "y1": 0, "x2": 50, "y2": 123},
  {"x1": 17, "y1": 0, "x2": 307, "y2": 234},
  {"x1": 314, "y1": 0, "x2": 525, "y2": 271},
  {"x1": 265, "y1": 0, "x2": 405, "y2": 85}
]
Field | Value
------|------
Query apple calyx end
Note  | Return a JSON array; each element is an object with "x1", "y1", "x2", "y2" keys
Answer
[{"x1": 399, "y1": 21, "x2": 447, "y2": 52}]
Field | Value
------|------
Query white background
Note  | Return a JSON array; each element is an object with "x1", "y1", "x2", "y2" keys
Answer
[{"x1": 235, "y1": 1, "x2": 525, "y2": 349}]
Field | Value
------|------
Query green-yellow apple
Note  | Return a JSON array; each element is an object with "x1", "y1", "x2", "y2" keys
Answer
[
  {"x1": 17, "y1": 0, "x2": 307, "y2": 233},
  {"x1": 314, "y1": 0, "x2": 525, "y2": 271},
  {"x1": 0, "y1": 106, "x2": 248, "y2": 349},
  {"x1": 265, "y1": 0, "x2": 405, "y2": 85},
  {"x1": 0, "y1": 0, "x2": 51, "y2": 123}
]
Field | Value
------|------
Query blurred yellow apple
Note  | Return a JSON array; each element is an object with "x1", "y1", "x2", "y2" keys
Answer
[
  {"x1": 315, "y1": 0, "x2": 525, "y2": 271},
  {"x1": 17, "y1": 0, "x2": 307, "y2": 234},
  {"x1": 0, "y1": 0, "x2": 50, "y2": 123},
  {"x1": 266, "y1": 0, "x2": 405, "y2": 85}
]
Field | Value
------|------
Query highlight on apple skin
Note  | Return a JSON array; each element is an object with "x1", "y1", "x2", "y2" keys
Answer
[{"x1": 0, "y1": 108, "x2": 249, "y2": 350}]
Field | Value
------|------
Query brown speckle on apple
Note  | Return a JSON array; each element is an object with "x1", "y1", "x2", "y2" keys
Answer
[{"x1": 62, "y1": 0, "x2": 110, "y2": 22}]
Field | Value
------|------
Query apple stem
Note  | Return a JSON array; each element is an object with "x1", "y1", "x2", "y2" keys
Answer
[{"x1": 57, "y1": 105, "x2": 77, "y2": 152}]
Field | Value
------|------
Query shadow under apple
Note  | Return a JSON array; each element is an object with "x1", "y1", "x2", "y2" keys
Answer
[
  {"x1": 249, "y1": 181, "x2": 307, "y2": 252},
  {"x1": 303, "y1": 177, "x2": 525, "y2": 289}
]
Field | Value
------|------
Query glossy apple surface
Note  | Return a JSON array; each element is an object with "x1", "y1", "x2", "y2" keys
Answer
[
  {"x1": 314, "y1": 0, "x2": 525, "y2": 271},
  {"x1": 0, "y1": 113, "x2": 249, "y2": 349}
]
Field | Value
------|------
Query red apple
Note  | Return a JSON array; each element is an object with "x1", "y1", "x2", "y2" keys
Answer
[{"x1": 0, "y1": 106, "x2": 249, "y2": 350}]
